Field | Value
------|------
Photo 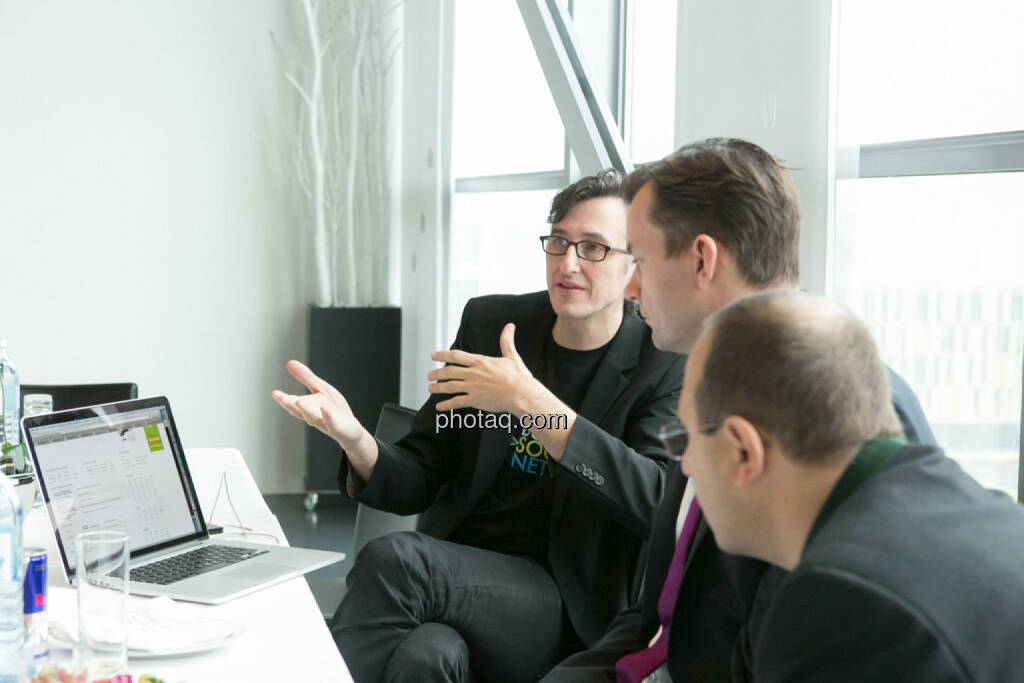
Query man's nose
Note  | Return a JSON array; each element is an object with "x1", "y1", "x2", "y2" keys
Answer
[
  {"x1": 624, "y1": 267, "x2": 641, "y2": 301},
  {"x1": 557, "y1": 247, "x2": 581, "y2": 272}
]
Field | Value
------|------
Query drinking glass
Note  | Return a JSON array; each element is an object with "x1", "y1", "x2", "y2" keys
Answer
[
  {"x1": 21, "y1": 394, "x2": 52, "y2": 509},
  {"x1": 75, "y1": 531, "x2": 129, "y2": 679},
  {"x1": 22, "y1": 394, "x2": 53, "y2": 418}
]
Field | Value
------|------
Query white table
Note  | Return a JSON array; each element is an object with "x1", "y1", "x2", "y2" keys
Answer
[{"x1": 24, "y1": 448, "x2": 353, "y2": 683}]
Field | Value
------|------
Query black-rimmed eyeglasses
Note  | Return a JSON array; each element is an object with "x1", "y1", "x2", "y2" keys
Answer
[
  {"x1": 658, "y1": 419, "x2": 723, "y2": 461},
  {"x1": 540, "y1": 235, "x2": 631, "y2": 263}
]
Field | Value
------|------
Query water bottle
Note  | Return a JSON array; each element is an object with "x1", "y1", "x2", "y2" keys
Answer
[
  {"x1": 0, "y1": 473, "x2": 25, "y2": 682},
  {"x1": 0, "y1": 343, "x2": 18, "y2": 447}
]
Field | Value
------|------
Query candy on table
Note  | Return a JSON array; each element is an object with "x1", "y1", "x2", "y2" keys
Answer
[
  {"x1": 31, "y1": 669, "x2": 169, "y2": 683},
  {"x1": 29, "y1": 665, "x2": 85, "y2": 683}
]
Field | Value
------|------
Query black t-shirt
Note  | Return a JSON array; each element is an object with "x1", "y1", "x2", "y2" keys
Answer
[{"x1": 448, "y1": 332, "x2": 614, "y2": 563}]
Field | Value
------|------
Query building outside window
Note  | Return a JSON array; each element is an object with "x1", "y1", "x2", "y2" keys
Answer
[{"x1": 832, "y1": 0, "x2": 1024, "y2": 497}]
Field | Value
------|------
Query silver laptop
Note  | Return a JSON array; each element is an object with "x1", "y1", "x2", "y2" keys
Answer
[{"x1": 22, "y1": 396, "x2": 345, "y2": 604}]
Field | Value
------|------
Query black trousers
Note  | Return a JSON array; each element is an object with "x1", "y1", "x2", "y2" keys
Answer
[{"x1": 332, "y1": 531, "x2": 578, "y2": 683}]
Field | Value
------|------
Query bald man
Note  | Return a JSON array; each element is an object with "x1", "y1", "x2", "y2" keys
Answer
[{"x1": 679, "y1": 291, "x2": 1024, "y2": 682}]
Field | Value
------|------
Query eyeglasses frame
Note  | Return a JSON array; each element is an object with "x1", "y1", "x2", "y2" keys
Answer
[
  {"x1": 658, "y1": 419, "x2": 724, "y2": 461},
  {"x1": 539, "y1": 235, "x2": 632, "y2": 263}
]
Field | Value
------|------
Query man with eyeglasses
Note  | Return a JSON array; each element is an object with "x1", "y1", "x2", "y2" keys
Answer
[
  {"x1": 541, "y1": 138, "x2": 935, "y2": 683},
  {"x1": 273, "y1": 170, "x2": 684, "y2": 683},
  {"x1": 679, "y1": 291, "x2": 1024, "y2": 681}
]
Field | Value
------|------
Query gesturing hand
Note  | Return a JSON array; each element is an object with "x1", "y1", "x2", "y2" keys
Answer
[
  {"x1": 427, "y1": 323, "x2": 543, "y2": 416},
  {"x1": 271, "y1": 360, "x2": 364, "y2": 447}
]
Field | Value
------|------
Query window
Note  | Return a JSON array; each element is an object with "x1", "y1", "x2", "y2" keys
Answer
[
  {"x1": 836, "y1": 0, "x2": 1024, "y2": 146},
  {"x1": 833, "y1": 0, "x2": 1024, "y2": 498},
  {"x1": 448, "y1": 0, "x2": 567, "y2": 344},
  {"x1": 451, "y1": 1, "x2": 564, "y2": 178},
  {"x1": 446, "y1": 0, "x2": 677, "y2": 343},
  {"x1": 627, "y1": 0, "x2": 677, "y2": 162},
  {"x1": 446, "y1": 190, "x2": 552, "y2": 340}
]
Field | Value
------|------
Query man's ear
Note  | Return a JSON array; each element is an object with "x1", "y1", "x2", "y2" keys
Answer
[
  {"x1": 721, "y1": 415, "x2": 767, "y2": 489},
  {"x1": 692, "y1": 235, "x2": 719, "y2": 289}
]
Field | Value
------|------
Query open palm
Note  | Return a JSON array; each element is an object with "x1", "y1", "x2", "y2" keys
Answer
[{"x1": 271, "y1": 360, "x2": 363, "y2": 445}]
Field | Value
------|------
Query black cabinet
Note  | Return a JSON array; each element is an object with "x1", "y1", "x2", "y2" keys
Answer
[{"x1": 305, "y1": 306, "x2": 401, "y2": 507}]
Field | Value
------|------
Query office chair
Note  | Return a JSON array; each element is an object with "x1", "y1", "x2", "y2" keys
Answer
[
  {"x1": 19, "y1": 383, "x2": 139, "y2": 413},
  {"x1": 313, "y1": 403, "x2": 419, "y2": 620},
  {"x1": 351, "y1": 403, "x2": 420, "y2": 556}
]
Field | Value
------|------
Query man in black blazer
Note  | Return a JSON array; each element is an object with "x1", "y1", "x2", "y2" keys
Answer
[
  {"x1": 542, "y1": 138, "x2": 935, "y2": 682},
  {"x1": 682, "y1": 291, "x2": 1024, "y2": 682},
  {"x1": 273, "y1": 170, "x2": 685, "y2": 683}
]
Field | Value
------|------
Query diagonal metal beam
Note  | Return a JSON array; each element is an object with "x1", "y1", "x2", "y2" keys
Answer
[{"x1": 516, "y1": 0, "x2": 632, "y2": 175}]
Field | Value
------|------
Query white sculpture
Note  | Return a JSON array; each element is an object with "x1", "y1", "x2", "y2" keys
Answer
[{"x1": 281, "y1": 0, "x2": 401, "y2": 307}]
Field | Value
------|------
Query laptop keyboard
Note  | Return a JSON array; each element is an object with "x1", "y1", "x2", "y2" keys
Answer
[{"x1": 131, "y1": 545, "x2": 269, "y2": 585}]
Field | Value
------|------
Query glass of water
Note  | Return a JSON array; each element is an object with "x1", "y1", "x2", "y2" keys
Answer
[
  {"x1": 22, "y1": 394, "x2": 53, "y2": 418},
  {"x1": 75, "y1": 531, "x2": 129, "y2": 679},
  {"x1": 20, "y1": 393, "x2": 54, "y2": 508}
]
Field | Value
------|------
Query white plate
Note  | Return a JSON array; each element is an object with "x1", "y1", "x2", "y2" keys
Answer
[{"x1": 48, "y1": 620, "x2": 245, "y2": 659}]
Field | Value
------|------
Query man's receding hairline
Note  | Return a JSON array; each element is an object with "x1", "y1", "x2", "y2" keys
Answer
[
  {"x1": 627, "y1": 187, "x2": 677, "y2": 260},
  {"x1": 630, "y1": 181, "x2": 721, "y2": 264}
]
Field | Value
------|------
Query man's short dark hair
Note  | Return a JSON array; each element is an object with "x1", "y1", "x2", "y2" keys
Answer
[
  {"x1": 696, "y1": 292, "x2": 902, "y2": 463},
  {"x1": 622, "y1": 138, "x2": 800, "y2": 287},
  {"x1": 548, "y1": 169, "x2": 624, "y2": 225}
]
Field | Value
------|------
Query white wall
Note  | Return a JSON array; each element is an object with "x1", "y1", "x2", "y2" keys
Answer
[
  {"x1": 398, "y1": 0, "x2": 448, "y2": 409},
  {"x1": 0, "y1": 1, "x2": 313, "y2": 493},
  {"x1": 674, "y1": 0, "x2": 836, "y2": 295}
]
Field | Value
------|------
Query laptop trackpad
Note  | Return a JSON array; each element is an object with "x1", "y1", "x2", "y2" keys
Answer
[{"x1": 222, "y1": 563, "x2": 293, "y2": 582}]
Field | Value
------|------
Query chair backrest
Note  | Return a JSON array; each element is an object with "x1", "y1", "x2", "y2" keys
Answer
[
  {"x1": 20, "y1": 383, "x2": 138, "y2": 414},
  {"x1": 372, "y1": 402, "x2": 417, "y2": 443},
  {"x1": 351, "y1": 403, "x2": 419, "y2": 557}
]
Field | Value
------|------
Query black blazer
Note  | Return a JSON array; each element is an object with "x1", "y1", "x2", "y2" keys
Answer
[
  {"x1": 756, "y1": 443, "x2": 1024, "y2": 682},
  {"x1": 341, "y1": 291, "x2": 686, "y2": 644},
  {"x1": 540, "y1": 367, "x2": 936, "y2": 682},
  {"x1": 662, "y1": 368, "x2": 936, "y2": 681}
]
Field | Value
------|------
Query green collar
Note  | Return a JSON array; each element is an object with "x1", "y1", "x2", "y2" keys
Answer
[{"x1": 804, "y1": 437, "x2": 906, "y2": 549}]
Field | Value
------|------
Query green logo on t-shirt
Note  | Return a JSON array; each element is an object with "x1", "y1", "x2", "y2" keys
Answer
[{"x1": 508, "y1": 427, "x2": 551, "y2": 477}]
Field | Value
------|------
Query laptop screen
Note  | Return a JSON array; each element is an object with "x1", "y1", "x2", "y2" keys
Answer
[{"x1": 23, "y1": 397, "x2": 207, "y2": 578}]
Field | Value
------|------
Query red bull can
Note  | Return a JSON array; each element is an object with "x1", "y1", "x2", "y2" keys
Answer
[{"x1": 22, "y1": 547, "x2": 48, "y2": 660}]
